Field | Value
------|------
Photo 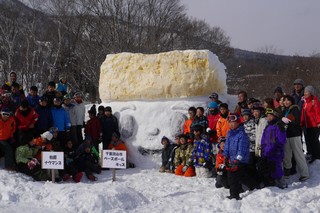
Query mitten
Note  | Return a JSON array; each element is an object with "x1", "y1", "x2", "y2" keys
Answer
[
  {"x1": 28, "y1": 159, "x2": 38, "y2": 170},
  {"x1": 281, "y1": 117, "x2": 291, "y2": 124}
]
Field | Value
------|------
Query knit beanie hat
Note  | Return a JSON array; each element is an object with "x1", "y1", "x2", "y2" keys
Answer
[
  {"x1": 304, "y1": 85, "x2": 315, "y2": 96},
  {"x1": 274, "y1": 86, "x2": 283, "y2": 94},
  {"x1": 208, "y1": 102, "x2": 218, "y2": 109},
  {"x1": 293, "y1": 79, "x2": 304, "y2": 86},
  {"x1": 41, "y1": 131, "x2": 53, "y2": 141}
]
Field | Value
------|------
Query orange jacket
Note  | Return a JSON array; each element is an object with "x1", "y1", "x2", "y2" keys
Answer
[
  {"x1": 108, "y1": 141, "x2": 127, "y2": 152},
  {"x1": 34, "y1": 137, "x2": 53, "y2": 160},
  {"x1": 0, "y1": 116, "x2": 16, "y2": 140},
  {"x1": 216, "y1": 115, "x2": 230, "y2": 138},
  {"x1": 183, "y1": 119, "x2": 193, "y2": 135},
  {"x1": 215, "y1": 151, "x2": 225, "y2": 170}
]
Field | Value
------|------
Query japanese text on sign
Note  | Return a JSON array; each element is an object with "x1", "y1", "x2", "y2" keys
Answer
[
  {"x1": 102, "y1": 150, "x2": 126, "y2": 169},
  {"x1": 41, "y1": 151, "x2": 64, "y2": 170}
]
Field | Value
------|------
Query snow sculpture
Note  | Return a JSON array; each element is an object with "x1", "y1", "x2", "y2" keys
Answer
[{"x1": 99, "y1": 50, "x2": 227, "y2": 101}]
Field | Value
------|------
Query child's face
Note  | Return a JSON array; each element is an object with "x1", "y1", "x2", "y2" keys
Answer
[
  {"x1": 180, "y1": 138, "x2": 186, "y2": 144},
  {"x1": 253, "y1": 110, "x2": 261, "y2": 118},
  {"x1": 175, "y1": 137, "x2": 180, "y2": 145},
  {"x1": 12, "y1": 87, "x2": 19, "y2": 93},
  {"x1": 84, "y1": 147, "x2": 91, "y2": 153},
  {"x1": 238, "y1": 93, "x2": 246, "y2": 102},
  {"x1": 161, "y1": 140, "x2": 168, "y2": 147},
  {"x1": 196, "y1": 109, "x2": 203, "y2": 117},
  {"x1": 39, "y1": 100, "x2": 47, "y2": 106},
  {"x1": 66, "y1": 141, "x2": 73, "y2": 148},
  {"x1": 47, "y1": 85, "x2": 55, "y2": 92},
  {"x1": 219, "y1": 107, "x2": 227, "y2": 115},
  {"x1": 267, "y1": 114, "x2": 276, "y2": 122},
  {"x1": 243, "y1": 115, "x2": 250, "y2": 121},
  {"x1": 220, "y1": 142, "x2": 225, "y2": 150},
  {"x1": 29, "y1": 90, "x2": 37, "y2": 97},
  {"x1": 193, "y1": 130, "x2": 201, "y2": 137}
]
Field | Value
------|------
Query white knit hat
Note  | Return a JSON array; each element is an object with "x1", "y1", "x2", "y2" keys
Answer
[{"x1": 41, "y1": 131, "x2": 53, "y2": 141}]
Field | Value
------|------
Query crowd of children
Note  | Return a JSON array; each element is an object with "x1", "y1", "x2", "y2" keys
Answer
[
  {"x1": 0, "y1": 71, "x2": 128, "y2": 182},
  {"x1": 160, "y1": 79, "x2": 319, "y2": 200}
]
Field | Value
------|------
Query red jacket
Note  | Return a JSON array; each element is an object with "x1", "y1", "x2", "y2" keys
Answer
[
  {"x1": 301, "y1": 96, "x2": 320, "y2": 128},
  {"x1": 15, "y1": 107, "x2": 39, "y2": 131},
  {"x1": 0, "y1": 116, "x2": 16, "y2": 140},
  {"x1": 84, "y1": 116, "x2": 102, "y2": 142},
  {"x1": 207, "y1": 113, "x2": 220, "y2": 143}
]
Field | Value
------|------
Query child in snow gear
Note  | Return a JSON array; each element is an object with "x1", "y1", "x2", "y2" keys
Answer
[
  {"x1": 260, "y1": 108, "x2": 287, "y2": 189},
  {"x1": 15, "y1": 134, "x2": 50, "y2": 181},
  {"x1": 77, "y1": 142, "x2": 101, "y2": 181},
  {"x1": 159, "y1": 136, "x2": 175, "y2": 173},
  {"x1": 215, "y1": 137, "x2": 229, "y2": 189},
  {"x1": 174, "y1": 134, "x2": 195, "y2": 177}
]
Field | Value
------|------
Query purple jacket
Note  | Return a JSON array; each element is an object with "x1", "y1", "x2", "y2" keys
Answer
[{"x1": 261, "y1": 119, "x2": 286, "y2": 161}]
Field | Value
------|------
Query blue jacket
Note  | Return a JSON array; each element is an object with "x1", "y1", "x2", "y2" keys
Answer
[
  {"x1": 35, "y1": 105, "x2": 53, "y2": 131},
  {"x1": 192, "y1": 137, "x2": 212, "y2": 167},
  {"x1": 51, "y1": 106, "x2": 71, "y2": 131},
  {"x1": 223, "y1": 125, "x2": 250, "y2": 164},
  {"x1": 27, "y1": 94, "x2": 40, "y2": 109}
]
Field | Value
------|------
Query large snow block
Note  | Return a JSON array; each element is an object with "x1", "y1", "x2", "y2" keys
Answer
[{"x1": 99, "y1": 50, "x2": 227, "y2": 101}]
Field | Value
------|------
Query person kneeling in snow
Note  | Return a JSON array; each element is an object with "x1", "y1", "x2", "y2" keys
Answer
[
  {"x1": 192, "y1": 125, "x2": 213, "y2": 178},
  {"x1": 61, "y1": 140, "x2": 83, "y2": 183},
  {"x1": 15, "y1": 134, "x2": 50, "y2": 181},
  {"x1": 215, "y1": 137, "x2": 229, "y2": 189},
  {"x1": 77, "y1": 141, "x2": 101, "y2": 181},
  {"x1": 174, "y1": 134, "x2": 195, "y2": 177},
  {"x1": 108, "y1": 131, "x2": 135, "y2": 168},
  {"x1": 33, "y1": 131, "x2": 54, "y2": 161},
  {"x1": 159, "y1": 136, "x2": 175, "y2": 173}
]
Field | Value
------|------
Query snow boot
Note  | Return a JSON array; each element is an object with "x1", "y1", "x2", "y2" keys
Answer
[
  {"x1": 299, "y1": 176, "x2": 310, "y2": 182},
  {"x1": 63, "y1": 174, "x2": 71, "y2": 181},
  {"x1": 73, "y1": 172, "x2": 83, "y2": 183},
  {"x1": 88, "y1": 174, "x2": 97, "y2": 181}
]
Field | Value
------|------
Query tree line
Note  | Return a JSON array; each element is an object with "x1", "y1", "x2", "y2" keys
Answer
[{"x1": 0, "y1": 0, "x2": 231, "y2": 101}]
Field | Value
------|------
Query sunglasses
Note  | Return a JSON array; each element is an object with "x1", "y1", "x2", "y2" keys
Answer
[
  {"x1": 227, "y1": 115, "x2": 238, "y2": 122},
  {"x1": 1, "y1": 112, "x2": 11, "y2": 117}
]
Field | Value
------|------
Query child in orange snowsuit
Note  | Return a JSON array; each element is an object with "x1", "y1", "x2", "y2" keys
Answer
[{"x1": 215, "y1": 137, "x2": 229, "y2": 188}]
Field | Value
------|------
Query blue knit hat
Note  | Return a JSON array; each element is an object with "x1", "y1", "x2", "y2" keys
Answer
[{"x1": 208, "y1": 102, "x2": 218, "y2": 109}]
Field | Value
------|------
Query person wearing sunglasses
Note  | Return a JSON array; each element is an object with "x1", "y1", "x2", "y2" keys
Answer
[
  {"x1": 0, "y1": 108, "x2": 16, "y2": 171},
  {"x1": 260, "y1": 108, "x2": 287, "y2": 189},
  {"x1": 0, "y1": 90, "x2": 15, "y2": 113},
  {"x1": 223, "y1": 113, "x2": 252, "y2": 200}
]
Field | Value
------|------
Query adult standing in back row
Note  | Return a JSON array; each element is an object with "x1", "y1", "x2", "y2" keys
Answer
[
  {"x1": 101, "y1": 106, "x2": 119, "y2": 149},
  {"x1": 300, "y1": 85, "x2": 320, "y2": 163}
]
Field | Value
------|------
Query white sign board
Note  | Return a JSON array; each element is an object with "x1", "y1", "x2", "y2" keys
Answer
[
  {"x1": 41, "y1": 151, "x2": 64, "y2": 170},
  {"x1": 102, "y1": 150, "x2": 126, "y2": 169}
]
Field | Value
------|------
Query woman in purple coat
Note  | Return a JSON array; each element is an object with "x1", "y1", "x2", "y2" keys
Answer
[{"x1": 261, "y1": 108, "x2": 287, "y2": 188}]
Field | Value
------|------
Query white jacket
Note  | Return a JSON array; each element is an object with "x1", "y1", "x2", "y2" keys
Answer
[
  {"x1": 72, "y1": 101, "x2": 85, "y2": 126},
  {"x1": 255, "y1": 117, "x2": 268, "y2": 157}
]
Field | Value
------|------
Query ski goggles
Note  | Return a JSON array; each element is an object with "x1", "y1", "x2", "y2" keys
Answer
[
  {"x1": 265, "y1": 108, "x2": 274, "y2": 115},
  {"x1": 1, "y1": 112, "x2": 11, "y2": 117},
  {"x1": 227, "y1": 114, "x2": 239, "y2": 122},
  {"x1": 1, "y1": 92, "x2": 11, "y2": 97}
]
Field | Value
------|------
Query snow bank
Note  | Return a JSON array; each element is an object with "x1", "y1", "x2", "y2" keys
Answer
[{"x1": 99, "y1": 50, "x2": 227, "y2": 101}]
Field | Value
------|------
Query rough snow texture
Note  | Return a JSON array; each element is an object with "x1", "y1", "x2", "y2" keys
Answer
[
  {"x1": 99, "y1": 50, "x2": 227, "y2": 101},
  {"x1": 1, "y1": 160, "x2": 320, "y2": 213}
]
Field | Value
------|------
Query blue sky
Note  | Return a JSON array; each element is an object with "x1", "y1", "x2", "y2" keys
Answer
[{"x1": 181, "y1": 0, "x2": 320, "y2": 56}]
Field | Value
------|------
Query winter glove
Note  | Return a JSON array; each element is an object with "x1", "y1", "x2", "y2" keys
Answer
[
  {"x1": 182, "y1": 166, "x2": 188, "y2": 173},
  {"x1": 28, "y1": 158, "x2": 39, "y2": 170},
  {"x1": 281, "y1": 117, "x2": 291, "y2": 124},
  {"x1": 206, "y1": 127, "x2": 211, "y2": 133},
  {"x1": 217, "y1": 164, "x2": 226, "y2": 175},
  {"x1": 230, "y1": 160, "x2": 239, "y2": 172}
]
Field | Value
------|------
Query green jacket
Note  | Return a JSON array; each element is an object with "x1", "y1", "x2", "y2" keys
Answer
[
  {"x1": 174, "y1": 143, "x2": 193, "y2": 167},
  {"x1": 16, "y1": 145, "x2": 38, "y2": 164}
]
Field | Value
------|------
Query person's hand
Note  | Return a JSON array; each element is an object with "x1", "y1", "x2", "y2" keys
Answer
[
  {"x1": 317, "y1": 123, "x2": 320, "y2": 128},
  {"x1": 27, "y1": 158, "x2": 39, "y2": 170},
  {"x1": 282, "y1": 117, "x2": 291, "y2": 124}
]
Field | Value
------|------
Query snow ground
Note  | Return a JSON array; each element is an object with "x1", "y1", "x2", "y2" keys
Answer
[{"x1": 1, "y1": 159, "x2": 320, "y2": 213}]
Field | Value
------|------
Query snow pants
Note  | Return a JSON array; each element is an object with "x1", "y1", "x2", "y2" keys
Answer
[
  {"x1": 0, "y1": 140, "x2": 15, "y2": 169},
  {"x1": 175, "y1": 165, "x2": 196, "y2": 177},
  {"x1": 284, "y1": 136, "x2": 309, "y2": 177},
  {"x1": 305, "y1": 127, "x2": 320, "y2": 159}
]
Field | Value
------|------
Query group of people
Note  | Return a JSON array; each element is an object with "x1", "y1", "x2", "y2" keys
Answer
[
  {"x1": 0, "y1": 72, "x2": 127, "y2": 182},
  {"x1": 160, "y1": 78, "x2": 319, "y2": 200}
]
